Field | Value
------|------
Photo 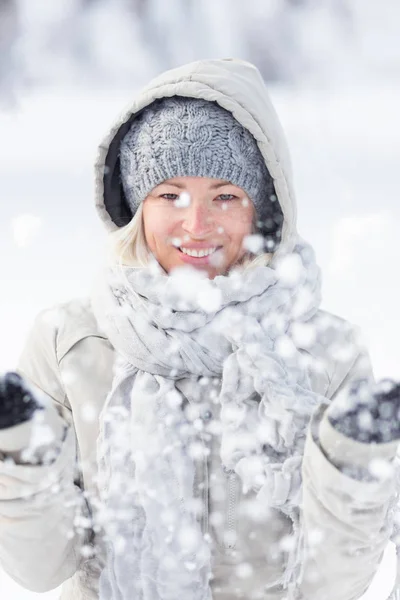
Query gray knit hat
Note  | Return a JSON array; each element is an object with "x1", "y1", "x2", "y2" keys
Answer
[{"x1": 120, "y1": 96, "x2": 282, "y2": 246}]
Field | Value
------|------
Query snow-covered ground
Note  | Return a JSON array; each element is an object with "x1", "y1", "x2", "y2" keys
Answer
[{"x1": 0, "y1": 80, "x2": 399, "y2": 599}]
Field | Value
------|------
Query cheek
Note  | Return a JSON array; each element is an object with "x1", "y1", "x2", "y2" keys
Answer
[
  {"x1": 219, "y1": 206, "x2": 254, "y2": 239},
  {"x1": 143, "y1": 206, "x2": 177, "y2": 249}
]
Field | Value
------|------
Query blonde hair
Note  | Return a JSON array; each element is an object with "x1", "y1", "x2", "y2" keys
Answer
[{"x1": 107, "y1": 203, "x2": 273, "y2": 271}]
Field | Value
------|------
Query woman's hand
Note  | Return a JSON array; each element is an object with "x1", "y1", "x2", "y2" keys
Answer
[
  {"x1": 326, "y1": 378, "x2": 400, "y2": 444},
  {"x1": 0, "y1": 372, "x2": 43, "y2": 430}
]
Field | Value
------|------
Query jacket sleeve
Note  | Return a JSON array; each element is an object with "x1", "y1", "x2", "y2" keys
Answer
[
  {"x1": 0, "y1": 309, "x2": 91, "y2": 593},
  {"x1": 300, "y1": 342, "x2": 399, "y2": 600}
]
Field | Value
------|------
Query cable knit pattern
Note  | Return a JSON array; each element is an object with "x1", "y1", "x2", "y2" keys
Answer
[{"x1": 119, "y1": 97, "x2": 280, "y2": 237}]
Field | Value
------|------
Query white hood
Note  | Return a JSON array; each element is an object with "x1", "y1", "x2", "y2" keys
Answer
[{"x1": 94, "y1": 58, "x2": 298, "y2": 252}]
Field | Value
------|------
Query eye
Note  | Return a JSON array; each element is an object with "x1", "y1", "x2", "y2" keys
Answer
[
  {"x1": 160, "y1": 193, "x2": 179, "y2": 200},
  {"x1": 216, "y1": 194, "x2": 237, "y2": 201}
]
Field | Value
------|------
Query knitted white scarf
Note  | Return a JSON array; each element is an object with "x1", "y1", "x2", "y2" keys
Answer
[{"x1": 91, "y1": 239, "x2": 326, "y2": 600}]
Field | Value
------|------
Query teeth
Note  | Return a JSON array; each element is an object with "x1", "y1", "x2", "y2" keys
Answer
[{"x1": 180, "y1": 247, "x2": 217, "y2": 257}]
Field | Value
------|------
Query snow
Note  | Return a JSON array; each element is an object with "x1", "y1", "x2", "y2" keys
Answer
[
  {"x1": 1, "y1": 1, "x2": 400, "y2": 598},
  {"x1": 1, "y1": 80, "x2": 399, "y2": 600},
  {"x1": 2, "y1": 544, "x2": 392, "y2": 599},
  {"x1": 175, "y1": 192, "x2": 191, "y2": 208},
  {"x1": 243, "y1": 234, "x2": 264, "y2": 254}
]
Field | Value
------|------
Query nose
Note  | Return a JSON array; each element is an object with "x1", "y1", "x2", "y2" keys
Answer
[{"x1": 182, "y1": 201, "x2": 215, "y2": 237}]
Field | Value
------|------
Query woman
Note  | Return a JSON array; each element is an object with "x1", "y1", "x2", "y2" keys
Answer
[{"x1": 0, "y1": 58, "x2": 399, "y2": 600}]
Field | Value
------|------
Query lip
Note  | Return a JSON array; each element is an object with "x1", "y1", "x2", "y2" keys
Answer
[{"x1": 177, "y1": 246, "x2": 222, "y2": 265}]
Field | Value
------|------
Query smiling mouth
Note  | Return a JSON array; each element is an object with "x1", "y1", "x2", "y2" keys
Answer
[{"x1": 177, "y1": 246, "x2": 222, "y2": 258}]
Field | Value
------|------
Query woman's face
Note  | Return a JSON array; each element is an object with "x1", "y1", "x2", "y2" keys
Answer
[{"x1": 142, "y1": 176, "x2": 255, "y2": 278}]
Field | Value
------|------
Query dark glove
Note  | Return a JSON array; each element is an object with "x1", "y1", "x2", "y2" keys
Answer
[
  {"x1": 0, "y1": 372, "x2": 43, "y2": 430},
  {"x1": 327, "y1": 378, "x2": 400, "y2": 444}
]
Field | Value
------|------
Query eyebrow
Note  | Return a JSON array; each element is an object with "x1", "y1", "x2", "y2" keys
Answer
[{"x1": 160, "y1": 180, "x2": 233, "y2": 190}]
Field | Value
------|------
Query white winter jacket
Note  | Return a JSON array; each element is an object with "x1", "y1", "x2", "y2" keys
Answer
[{"x1": 0, "y1": 59, "x2": 398, "y2": 600}]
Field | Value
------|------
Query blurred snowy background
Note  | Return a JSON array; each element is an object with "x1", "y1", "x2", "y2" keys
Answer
[{"x1": 0, "y1": 0, "x2": 400, "y2": 598}]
